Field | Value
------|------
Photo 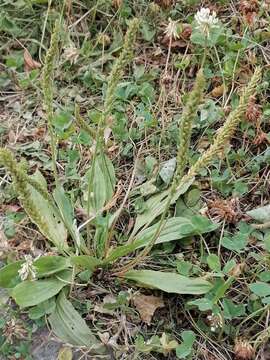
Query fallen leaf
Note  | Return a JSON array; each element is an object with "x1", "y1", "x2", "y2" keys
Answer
[
  {"x1": 112, "y1": 0, "x2": 123, "y2": 8},
  {"x1": 211, "y1": 84, "x2": 226, "y2": 97},
  {"x1": 133, "y1": 293, "x2": 164, "y2": 325},
  {"x1": 24, "y1": 49, "x2": 41, "y2": 72}
]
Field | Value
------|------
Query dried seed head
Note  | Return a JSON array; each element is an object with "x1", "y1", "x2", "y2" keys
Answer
[
  {"x1": 3, "y1": 319, "x2": 28, "y2": 344},
  {"x1": 239, "y1": 0, "x2": 259, "y2": 25},
  {"x1": 246, "y1": 96, "x2": 262, "y2": 123},
  {"x1": 97, "y1": 33, "x2": 111, "y2": 46},
  {"x1": 206, "y1": 198, "x2": 241, "y2": 224},
  {"x1": 164, "y1": 18, "x2": 180, "y2": 39},
  {"x1": 234, "y1": 339, "x2": 255, "y2": 360},
  {"x1": 181, "y1": 24, "x2": 192, "y2": 40}
]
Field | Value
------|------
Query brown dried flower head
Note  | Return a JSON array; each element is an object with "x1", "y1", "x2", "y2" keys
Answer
[
  {"x1": 246, "y1": 96, "x2": 262, "y2": 123},
  {"x1": 234, "y1": 339, "x2": 255, "y2": 360},
  {"x1": 206, "y1": 198, "x2": 241, "y2": 224},
  {"x1": 239, "y1": 0, "x2": 259, "y2": 25}
]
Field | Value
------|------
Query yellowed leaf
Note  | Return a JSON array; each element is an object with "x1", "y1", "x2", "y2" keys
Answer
[
  {"x1": 160, "y1": 332, "x2": 178, "y2": 355},
  {"x1": 58, "y1": 346, "x2": 73, "y2": 360},
  {"x1": 133, "y1": 293, "x2": 164, "y2": 325},
  {"x1": 24, "y1": 49, "x2": 41, "y2": 72}
]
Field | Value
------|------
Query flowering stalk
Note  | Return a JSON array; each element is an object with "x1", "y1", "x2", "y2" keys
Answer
[
  {"x1": 175, "y1": 69, "x2": 205, "y2": 181},
  {"x1": 0, "y1": 149, "x2": 50, "y2": 237},
  {"x1": 102, "y1": 18, "x2": 139, "y2": 129},
  {"x1": 74, "y1": 104, "x2": 96, "y2": 138},
  {"x1": 42, "y1": 20, "x2": 60, "y2": 184},
  {"x1": 114, "y1": 67, "x2": 261, "y2": 274},
  {"x1": 114, "y1": 69, "x2": 205, "y2": 273},
  {"x1": 177, "y1": 67, "x2": 261, "y2": 188}
]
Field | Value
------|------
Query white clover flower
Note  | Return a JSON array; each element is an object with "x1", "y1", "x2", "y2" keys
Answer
[
  {"x1": 207, "y1": 313, "x2": 223, "y2": 332},
  {"x1": 18, "y1": 255, "x2": 37, "y2": 281},
  {"x1": 164, "y1": 18, "x2": 180, "y2": 39},
  {"x1": 195, "y1": 8, "x2": 219, "y2": 38}
]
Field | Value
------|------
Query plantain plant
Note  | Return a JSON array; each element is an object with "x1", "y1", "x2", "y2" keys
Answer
[{"x1": 0, "y1": 16, "x2": 261, "y2": 354}]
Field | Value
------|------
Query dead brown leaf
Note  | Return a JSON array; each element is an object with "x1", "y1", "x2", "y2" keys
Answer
[
  {"x1": 24, "y1": 49, "x2": 41, "y2": 72},
  {"x1": 133, "y1": 293, "x2": 164, "y2": 325},
  {"x1": 112, "y1": 0, "x2": 123, "y2": 8},
  {"x1": 211, "y1": 84, "x2": 226, "y2": 98}
]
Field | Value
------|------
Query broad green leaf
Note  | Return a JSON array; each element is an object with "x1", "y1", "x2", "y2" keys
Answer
[
  {"x1": 259, "y1": 271, "x2": 270, "y2": 282},
  {"x1": 104, "y1": 242, "x2": 141, "y2": 263},
  {"x1": 11, "y1": 271, "x2": 71, "y2": 308},
  {"x1": 53, "y1": 186, "x2": 81, "y2": 249},
  {"x1": 85, "y1": 153, "x2": 116, "y2": 213},
  {"x1": 176, "y1": 260, "x2": 193, "y2": 277},
  {"x1": 223, "y1": 259, "x2": 237, "y2": 274},
  {"x1": 176, "y1": 331, "x2": 196, "y2": 359},
  {"x1": 94, "y1": 214, "x2": 109, "y2": 258},
  {"x1": 26, "y1": 172, "x2": 68, "y2": 250},
  {"x1": 247, "y1": 204, "x2": 270, "y2": 223},
  {"x1": 0, "y1": 261, "x2": 23, "y2": 288},
  {"x1": 140, "y1": 22, "x2": 156, "y2": 42},
  {"x1": 207, "y1": 254, "x2": 221, "y2": 272},
  {"x1": 28, "y1": 298, "x2": 56, "y2": 320},
  {"x1": 49, "y1": 291, "x2": 106, "y2": 353},
  {"x1": 134, "y1": 216, "x2": 218, "y2": 248},
  {"x1": 124, "y1": 270, "x2": 213, "y2": 295},
  {"x1": 159, "y1": 158, "x2": 176, "y2": 185},
  {"x1": 249, "y1": 282, "x2": 270, "y2": 297},
  {"x1": 264, "y1": 235, "x2": 270, "y2": 252},
  {"x1": 106, "y1": 216, "x2": 217, "y2": 263},
  {"x1": 35, "y1": 256, "x2": 71, "y2": 277},
  {"x1": 222, "y1": 298, "x2": 246, "y2": 320},
  {"x1": 53, "y1": 187, "x2": 74, "y2": 226},
  {"x1": 131, "y1": 177, "x2": 194, "y2": 236},
  {"x1": 187, "y1": 298, "x2": 213, "y2": 311},
  {"x1": 221, "y1": 233, "x2": 248, "y2": 253},
  {"x1": 210, "y1": 277, "x2": 234, "y2": 303},
  {"x1": 176, "y1": 187, "x2": 202, "y2": 218},
  {"x1": 71, "y1": 255, "x2": 101, "y2": 271}
]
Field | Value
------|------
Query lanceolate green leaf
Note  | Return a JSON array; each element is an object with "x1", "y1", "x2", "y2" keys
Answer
[
  {"x1": 86, "y1": 153, "x2": 116, "y2": 213},
  {"x1": 27, "y1": 172, "x2": 68, "y2": 251},
  {"x1": 134, "y1": 216, "x2": 218, "y2": 247},
  {"x1": 124, "y1": 270, "x2": 212, "y2": 295},
  {"x1": 0, "y1": 261, "x2": 23, "y2": 288},
  {"x1": 70, "y1": 255, "x2": 101, "y2": 271},
  {"x1": 106, "y1": 216, "x2": 217, "y2": 263},
  {"x1": 131, "y1": 178, "x2": 194, "y2": 236},
  {"x1": 11, "y1": 270, "x2": 71, "y2": 308},
  {"x1": 53, "y1": 186, "x2": 81, "y2": 249},
  {"x1": 49, "y1": 291, "x2": 107, "y2": 353},
  {"x1": 35, "y1": 256, "x2": 71, "y2": 277}
]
